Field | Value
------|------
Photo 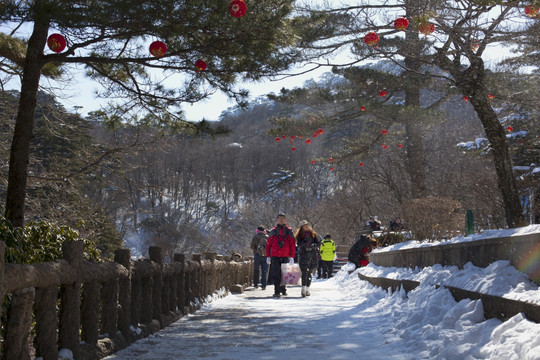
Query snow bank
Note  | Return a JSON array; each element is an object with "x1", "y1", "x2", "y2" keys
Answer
[
  {"x1": 334, "y1": 268, "x2": 540, "y2": 360},
  {"x1": 359, "y1": 260, "x2": 540, "y2": 305},
  {"x1": 374, "y1": 224, "x2": 540, "y2": 253}
]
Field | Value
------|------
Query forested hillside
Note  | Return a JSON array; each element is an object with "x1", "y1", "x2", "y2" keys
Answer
[{"x1": 1, "y1": 62, "x2": 537, "y2": 258}]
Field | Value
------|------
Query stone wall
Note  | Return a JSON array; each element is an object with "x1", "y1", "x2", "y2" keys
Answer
[
  {"x1": 0, "y1": 241, "x2": 253, "y2": 360},
  {"x1": 369, "y1": 233, "x2": 540, "y2": 282}
]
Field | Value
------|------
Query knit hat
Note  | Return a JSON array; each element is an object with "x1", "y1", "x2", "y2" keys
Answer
[
  {"x1": 256, "y1": 226, "x2": 265, "y2": 234},
  {"x1": 298, "y1": 220, "x2": 309, "y2": 228},
  {"x1": 324, "y1": 234, "x2": 331, "y2": 239}
]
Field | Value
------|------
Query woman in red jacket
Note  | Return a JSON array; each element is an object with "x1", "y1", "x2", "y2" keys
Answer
[{"x1": 266, "y1": 213, "x2": 296, "y2": 298}]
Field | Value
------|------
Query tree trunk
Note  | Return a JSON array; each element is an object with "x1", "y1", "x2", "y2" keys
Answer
[
  {"x1": 5, "y1": 12, "x2": 48, "y2": 227},
  {"x1": 403, "y1": 2, "x2": 428, "y2": 199},
  {"x1": 454, "y1": 58, "x2": 525, "y2": 228}
]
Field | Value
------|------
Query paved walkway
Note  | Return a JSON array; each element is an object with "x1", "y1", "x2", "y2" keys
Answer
[{"x1": 105, "y1": 278, "x2": 408, "y2": 360}]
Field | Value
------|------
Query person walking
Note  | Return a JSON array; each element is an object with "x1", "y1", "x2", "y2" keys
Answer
[
  {"x1": 266, "y1": 213, "x2": 296, "y2": 298},
  {"x1": 295, "y1": 220, "x2": 321, "y2": 297},
  {"x1": 250, "y1": 226, "x2": 269, "y2": 290},
  {"x1": 320, "y1": 234, "x2": 336, "y2": 278}
]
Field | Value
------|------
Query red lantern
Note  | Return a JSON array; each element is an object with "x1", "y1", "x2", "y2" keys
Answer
[
  {"x1": 360, "y1": 106, "x2": 366, "y2": 111},
  {"x1": 364, "y1": 32, "x2": 380, "y2": 46},
  {"x1": 282, "y1": 135, "x2": 286, "y2": 139},
  {"x1": 313, "y1": 133, "x2": 318, "y2": 138},
  {"x1": 398, "y1": 144, "x2": 403, "y2": 148},
  {"x1": 379, "y1": 90, "x2": 387, "y2": 97},
  {"x1": 230, "y1": 0, "x2": 247, "y2": 18},
  {"x1": 382, "y1": 130, "x2": 388, "y2": 135},
  {"x1": 290, "y1": 136, "x2": 295, "y2": 140},
  {"x1": 305, "y1": 139, "x2": 311, "y2": 144},
  {"x1": 329, "y1": 158, "x2": 334, "y2": 162},
  {"x1": 382, "y1": 144, "x2": 388, "y2": 149},
  {"x1": 359, "y1": 162, "x2": 364, "y2": 166},
  {"x1": 195, "y1": 59, "x2": 207, "y2": 71},
  {"x1": 463, "y1": 96, "x2": 469, "y2": 103},
  {"x1": 275, "y1": 137, "x2": 281, "y2": 142},
  {"x1": 419, "y1": 22, "x2": 435, "y2": 35},
  {"x1": 291, "y1": 147, "x2": 296, "y2": 151},
  {"x1": 488, "y1": 94, "x2": 495, "y2": 100},
  {"x1": 318, "y1": 128, "x2": 324, "y2": 134},
  {"x1": 330, "y1": 167, "x2": 335, "y2": 171},
  {"x1": 312, "y1": 160, "x2": 316, "y2": 165},
  {"x1": 524, "y1": 4, "x2": 539, "y2": 18},
  {"x1": 149, "y1": 41, "x2": 167, "y2": 57},
  {"x1": 506, "y1": 126, "x2": 513, "y2": 132},
  {"x1": 47, "y1": 33, "x2": 66, "y2": 53},
  {"x1": 394, "y1": 17, "x2": 409, "y2": 31},
  {"x1": 289, "y1": 140, "x2": 293, "y2": 144}
]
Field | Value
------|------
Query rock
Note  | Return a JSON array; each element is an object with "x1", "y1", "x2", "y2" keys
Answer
[{"x1": 230, "y1": 284, "x2": 244, "y2": 294}]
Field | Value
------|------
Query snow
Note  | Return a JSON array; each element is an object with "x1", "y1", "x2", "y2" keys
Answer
[
  {"x1": 104, "y1": 263, "x2": 540, "y2": 360},
  {"x1": 373, "y1": 224, "x2": 540, "y2": 252},
  {"x1": 359, "y1": 260, "x2": 540, "y2": 305}
]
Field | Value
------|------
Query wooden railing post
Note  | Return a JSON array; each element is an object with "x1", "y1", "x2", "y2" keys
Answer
[
  {"x1": 35, "y1": 286, "x2": 59, "y2": 359},
  {"x1": 101, "y1": 278, "x2": 119, "y2": 337},
  {"x1": 140, "y1": 274, "x2": 153, "y2": 324},
  {"x1": 81, "y1": 281, "x2": 100, "y2": 346},
  {"x1": 59, "y1": 240, "x2": 83, "y2": 359},
  {"x1": 191, "y1": 255, "x2": 202, "y2": 306},
  {"x1": 149, "y1": 247, "x2": 163, "y2": 325},
  {"x1": 0, "y1": 241, "x2": 4, "y2": 343},
  {"x1": 173, "y1": 254, "x2": 185, "y2": 314},
  {"x1": 115, "y1": 249, "x2": 132, "y2": 336},
  {"x1": 5, "y1": 287, "x2": 35, "y2": 360}
]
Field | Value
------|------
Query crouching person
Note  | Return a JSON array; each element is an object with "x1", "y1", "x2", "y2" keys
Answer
[
  {"x1": 266, "y1": 213, "x2": 296, "y2": 298},
  {"x1": 348, "y1": 235, "x2": 377, "y2": 269}
]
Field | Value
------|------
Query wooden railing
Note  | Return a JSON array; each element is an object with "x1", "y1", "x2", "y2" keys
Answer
[{"x1": 0, "y1": 241, "x2": 253, "y2": 360}]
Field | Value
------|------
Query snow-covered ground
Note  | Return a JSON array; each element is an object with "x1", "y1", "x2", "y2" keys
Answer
[
  {"x1": 105, "y1": 265, "x2": 540, "y2": 360},
  {"x1": 374, "y1": 224, "x2": 540, "y2": 252}
]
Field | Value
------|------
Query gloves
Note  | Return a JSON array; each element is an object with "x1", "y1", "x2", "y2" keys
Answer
[
  {"x1": 288, "y1": 257, "x2": 294, "y2": 264},
  {"x1": 266, "y1": 257, "x2": 271, "y2": 264}
]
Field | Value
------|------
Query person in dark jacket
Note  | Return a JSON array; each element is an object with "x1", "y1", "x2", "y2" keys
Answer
[
  {"x1": 250, "y1": 226, "x2": 269, "y2": 290},
  {"x1": 368, "y1": 216, "x2": 381, "y2": 232},
  {"x1": 294, "y1": 220, "x2": 321, "y2": 297},
  {"x1": 389, "y1": 217, "x2": 403, "y2": 232},
  {"x1": 348, "y1": 235, "x2": 377, "y2": 268},
  {"x1": 266, "y1": 213, "x2": 296, "y2": 298}
]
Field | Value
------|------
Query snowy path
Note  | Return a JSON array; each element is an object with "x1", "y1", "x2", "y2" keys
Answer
[
  {"x1": 105, "y1": 268, "x2": 540, "y2": 360},
  {"x1": 105, "y1": 277, "x2": 408, "y2": 360}
]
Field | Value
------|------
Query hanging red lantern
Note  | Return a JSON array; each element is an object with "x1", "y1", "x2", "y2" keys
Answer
[
  {"x1": 47, "y1": 33, "x2": 67, "y2": 53},
  {"x1": 313, "y1": 133, "x2": 318, "y2": 138},
  {"x1": 305, "y1": 139, "x2": 311, "y2": 144},
  {"x1": 329, "y1": 158, "x2": 334, "y2": 162},
  {"x1": 382, "y1": 144, "x2": 388, "y2": 149},
  {"x1": 418, "y1": 22, "x2": 435, "y2": 35},
  {"x1": 524, "y1": 4, "x2": 540, "y2": 18},
  {"x1": 359, "y1": 162, "x2": 364, "y2": 166},
  {"x1": 149, "y1": 41, "x2": 167, "y2": 57},
  {"x1": 382, "y1": 130, "x2": 388, "y2": 135},
  {"x1": 312, "y1": 160, "x2": 316, "y2": 164},
  {"x1": 195, "y1": 59, "x2": 207, "y2": 71},
  {"x1": 290, "y1": 136, "x2": 295, "y2": 140},
  {"x1": 275, "y1": 137, "x2": 280, "y2": 142},
  {"x1": 318, "y1": 128, "x2": 324, "y2": 134},
  {"x1": 488, "y1": 94, "x2": 495, "y2": 100},
  {"x1": 506, "y1": 126, "x2": 513, "y2": 132},
  {"x1": 379, "y1": 90, "x2": 387, "y2": 97},
  {"x1": 330, "y1": 167, "x2": 335, "y2": 171},
  {"x1": 291, "y1": 147, "x2": 296, "y2": 151},
  {"x1": 230, "y1": 0, "x2": 247, "y2": 18},
  {"x1": 394, "y1": 17, "x2": 409, "y2": 31},
  {"x1": 364, "y1": 32, "x2": 380, "y2": 46},
  {"x1": 360, "y1": 106, "x2": 366, "y2": 111},
  {"x1": 282, "y1": 135, "x2": 286, "y2": 139},
  {"x1": 398, "y1": 144, "x2": 403, "y2": 148}
]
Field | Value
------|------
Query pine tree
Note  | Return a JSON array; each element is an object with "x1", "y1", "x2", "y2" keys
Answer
[{"x1": 0, "y1": 0, "x2": 305, "y2": 227}]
